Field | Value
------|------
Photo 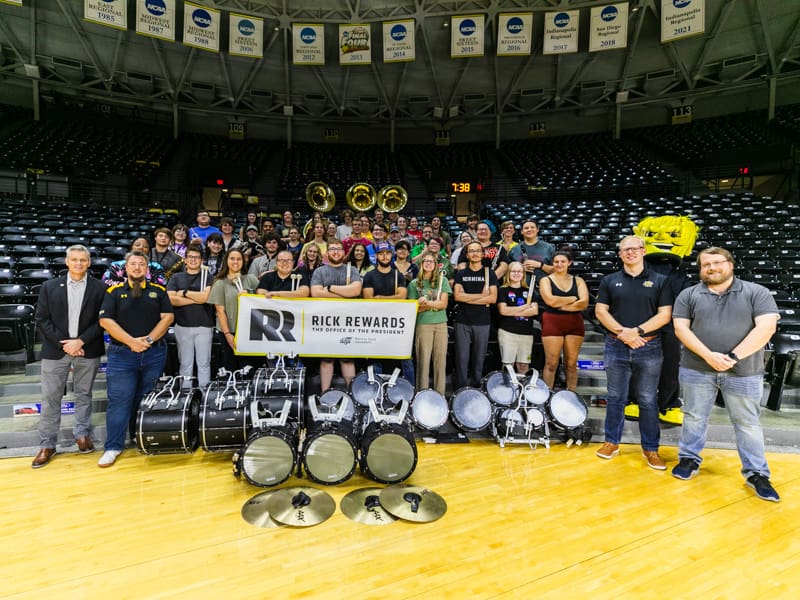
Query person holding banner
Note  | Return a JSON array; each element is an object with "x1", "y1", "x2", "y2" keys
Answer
[
  {"x1": 408, "y1": 251, "x2": 451, "y2": 396},
  {"x1": 496, "y1": 261, "x2": 539, "y2": 376},
  {"x1": 310, "y1": 240, "x2": 364, "y2": 392},
  {"x1": 208, "y1": 248, "x2": 260, "y2": 372},
  {"x1": 453, "y1": 241, "x2": 499, "y2": 389},
  {"x1": 256, "y1": 250, "x2": 310, "y2": 298}
]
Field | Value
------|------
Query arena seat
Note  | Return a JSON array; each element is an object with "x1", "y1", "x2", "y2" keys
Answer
[
  {"x1": 0, "y1": 303, "x2": 36, "y2": 362},
  {"x1": 766, "y1": 332, "x2": 800, "y2": 411}
]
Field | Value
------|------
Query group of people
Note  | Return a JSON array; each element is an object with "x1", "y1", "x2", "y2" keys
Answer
[{"x1": 28, "y1": 209, "x2": 782, "y2": 504}]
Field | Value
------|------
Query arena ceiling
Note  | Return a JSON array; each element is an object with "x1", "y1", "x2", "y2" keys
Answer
[{"x1": 0, "y1": 0, "x2": 799, "y2": 131}]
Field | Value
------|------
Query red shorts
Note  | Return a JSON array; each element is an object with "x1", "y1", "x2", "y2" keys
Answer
[{"x1": 541, "y1": 312, "x2": 585, "y2": 337}]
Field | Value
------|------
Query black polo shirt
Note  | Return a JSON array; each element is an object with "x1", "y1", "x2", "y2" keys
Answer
[
  {"x1": 99, "y1": 281, "x2": 173, "y2": 338},
  {"x1": 596, "y1": 267, "x2": 672, "y2": 333},
  {"x1": 257, "y1": 270, "x2": 310, "y2": 293}
]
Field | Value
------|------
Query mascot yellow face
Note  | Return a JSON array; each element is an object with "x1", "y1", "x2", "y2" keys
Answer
[{"x1": 633, "y1": 215, "x2": 698, "y2": 259}]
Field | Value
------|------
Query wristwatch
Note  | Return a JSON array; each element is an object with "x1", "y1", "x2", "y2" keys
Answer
[
  {"x1": 182, "y1": 289, "x2": 188, "y2": 297},
  {"x1": 727, "y1": 351, "x2": 740, "y2": 362},
  {"x1": 145, "y1": 336, "x2": 154, "y2": 345},
  {"x1": 636, "y1": 326, "x2": 645, "y2": 335}
]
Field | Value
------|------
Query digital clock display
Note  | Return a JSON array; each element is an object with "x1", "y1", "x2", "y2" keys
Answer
[{"x1": 450, "y1": 182, "x2": 471, "y2": 193}]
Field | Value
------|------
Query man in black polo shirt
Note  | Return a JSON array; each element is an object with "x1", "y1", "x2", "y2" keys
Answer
[
  {"x1": 98, "y1": 251, "x2": 174, "y2": 468},
  {"x1": 362, "y1": 242, "x2": 413, "y2": 382},
  {"x1": 256, "y1": 250, "x2": 310, "y2": 298},
  {"x1": 594, "y1": 236, "x2": 673, "y2": 470}
]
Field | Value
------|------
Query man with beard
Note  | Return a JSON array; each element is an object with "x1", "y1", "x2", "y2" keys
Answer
[
  {"x1": 671, "y1": 247, "x2": 780, "y2": 502},
  {"x1": 188, "y1": 210, "x2": 221, "y2": 245},
  {"x1": 257, "y1": 250, "x2": 310, "y2": 298},
  {"x1": 98, "y1": 251, "x2": 174, "y2": 468},
  {"x1": 453, "y1": 241, "x2": 498, "y2": 388},
  {"x1": 362, "y1": 242, "x2": 413, "y2": 383},
  {"x1": 310, "y1": 240, "x2": 363, "y2": 392}
]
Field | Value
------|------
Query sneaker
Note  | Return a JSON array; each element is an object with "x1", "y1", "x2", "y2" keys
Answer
[
  {"x1": 595, "y1": 442, "x2": 620, "y2": 459},
  {"x1": 624, "y1": 403, "x2": 639, "y2": 421},
  {"x1": 672, "y1": 458, "x2": 700, "y2": 480},
  {"x1": 642, "y1": 449, "x2": 667, "y2": 470},
  {"x1": 659, "y1": 407, "x2": 684, "y2": 425},
  {"x1": 746, "y1": 474, "x2": 780, "y2": 503},
  {"x1": 98, "y1": 450, "x2": 122, "y2": 468}
]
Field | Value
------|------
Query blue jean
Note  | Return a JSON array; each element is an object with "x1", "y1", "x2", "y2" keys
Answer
[
  {"x1": 603, "y1": 336, "x2": 663, "y2": 450},
  {"x1": 678, "y1": 367, "x2": 770, "y2": 479},
  {"x1": 105, "y1": 342, "x2": 167, "y2": 451}
]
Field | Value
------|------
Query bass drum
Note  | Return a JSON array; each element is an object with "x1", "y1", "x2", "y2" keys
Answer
[
  {"x1": 410, "y1": 389, "x2": 449, "y2": 431},
  {"x1": 523, "y1": 377, "x2": 550, "y2": 406},
  {"x1": 359, "y1": 421, "x2": 418, "y2": 484},
  {"x1": 483, "y1": 371, "x2": 518, "y2": 407},
  {"x1": 450, "y1": 387, "x2": 493, "y2": 433},
  {"x1": 302, "y1": 419, "x2": 359, "y2": 485},
  {"x1": 235, "y1": 425, "x2": 299, "y2": 487},
  {"x1": 200, "y1": 382, "x2": 251, "y2": 452},
  {"x1": 350, "y1": 371, "x2": 381, "y2": 408},
  {"x1": 135, "y1": 387, "x2": 200, "y2": 454},
  {"x1": 548, "y1": 390, "x2": 588, "y2": 430}
]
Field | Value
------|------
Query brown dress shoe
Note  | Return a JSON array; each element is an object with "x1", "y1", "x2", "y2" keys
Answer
[
  {"x1": 32, "y1": 448, "x2": 56, "y2": 469},
  {"x1": 76, "y1": 436, "x2": 95, "y2": 453}
]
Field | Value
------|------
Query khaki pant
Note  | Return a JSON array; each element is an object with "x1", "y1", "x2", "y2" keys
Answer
[{"x1": 414, "y1": 322, "x2": 448, "y2": 396}]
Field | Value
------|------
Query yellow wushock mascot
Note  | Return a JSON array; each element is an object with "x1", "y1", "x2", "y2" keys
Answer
[{"x1": 624, "y1": 215, "x2": 699, "y2": 425}]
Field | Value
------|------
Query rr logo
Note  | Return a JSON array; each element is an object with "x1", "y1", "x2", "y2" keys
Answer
[{"x1": 250, "y1": 309, "x2": 296, "y2": 342}]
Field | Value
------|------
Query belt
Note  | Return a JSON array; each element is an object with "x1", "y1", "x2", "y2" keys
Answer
[
  {"x1": 109, "y1": 340, "x2": 165, "y2": 349},
  {"x1": 641, "y1": 335, "x2": 658, "y2": 342}
]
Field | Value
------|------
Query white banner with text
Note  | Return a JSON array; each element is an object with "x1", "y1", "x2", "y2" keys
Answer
[
  {"x1": 84, "y1": 0, "x2": 128, "y2": 30},
  {"x1": 135, "y1": 0, "x2": 176, "y2": 42},
  {"x1": 661, "y1": 0, "x2": 705, "y2": 43},
  {"x1": 183, "y1": 2, "x2": 220, "y2": 52},
  {"x1": 234, "y1": 296, "x2": 417, "y2": 358}
]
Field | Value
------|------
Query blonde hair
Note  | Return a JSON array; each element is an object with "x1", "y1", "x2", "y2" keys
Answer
[
  {"x1": 502, "y1": 261, "x2": 528, "y2": 288},
  {"x1": 415, "y1": 251, "x2": 443, "y2": 290}
]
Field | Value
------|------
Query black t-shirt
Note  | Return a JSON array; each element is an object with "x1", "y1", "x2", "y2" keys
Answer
[
  {"x1": 257, "y1": 270, "x2": 310, "y2": 293},
  {"x1": 454, "y1": 266, "x2": 499, "y2": 326},
  {"x1": 497, "y1": 286, "x2": 534, "y2": 335},
  {"x1": 362, "y1": 268, "x2": 407, "y2": 297},
  {"x1": 596, "y1": 267, "x2": 673, "y2": 334},
  {"x1": 99, "y1": 281, "x2": 173, "y2": 338},
  {"x1": 167, "y1": 271, "x2": 214, "y2": 328}
]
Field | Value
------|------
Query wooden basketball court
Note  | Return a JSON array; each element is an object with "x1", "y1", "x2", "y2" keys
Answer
[{"x1": 2, "y1": 441, "x2": 798, "y2": 598}]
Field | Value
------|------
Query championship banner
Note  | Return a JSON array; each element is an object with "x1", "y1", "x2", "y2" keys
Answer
[
  {"x1": 135, "y1": 0, "x2": 175, "y2": 42},
  {"x1": 450, "y1": 15, "x2": 484, "y2": 58},
  {"x1": 0, "y1": 0, "x2": 24, "y2": 5},
  {"x1": 229, "y1": 13, "x2": 264, "y2": 59},
  {"x1": 589, "y1": 4, "x2": 628, "y2": 52},
  {"x1": 339, "y1": 24, "x2": 371, "y2": 65},
  {"x1": 496, "y1": 13, "x2": 532, "y2": 57},
  {"x1": 183, "y1": 2, "x2": 220, "y2": 52},
  {"x1": 84, "y1": 0, "x2": 127, "y2": 30},
  {"x1": 293, "y1": 23, "x2": 325, "y2": 65},
  {"x1": 661, "y1": 0, "x2": 705, "y2": 43},
  {"x1": 543, "y1": 10, "x2": 579, "y2": 55},
  {"x1": 383, "y1": 19, "x2": 415, "y2": 63},
  {"x1": 234, "y1": 296, "x2": 417, "y2": 359}
]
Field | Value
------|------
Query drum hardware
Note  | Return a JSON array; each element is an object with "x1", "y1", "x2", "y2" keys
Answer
[
  {"x1": 200, "y1": 367, "x2": 253, "y2": 452},
  {"x1": 142, "y1": 375, "x2": 193, "y2": 409},
  {"x1": 366, "y1": 369, "x2": 411, "y2": 425},
  {"x1": 491, "y1": 366, "x2": 551, "y2": 450},
  {"x1": 213, "y1": 365, "x2": 253, "y2": 409},
  {"x1": 136, "y1": 376, "x2": 200, "y2": 454},
  {"x1": 308, "y1": 392, "x2": 353, "y2": 423},
  {"x1": 241, "y1": 490, "x2": 284, "y2": 528},
  {"x1": 379, "y1": 484, "x2": 447, "y2": 523},
  {"x1": 266, "y1": 486, "x2": 336, "y2": 527},
  {"x1": 340, "y1": 488, "x2": 397, "y2": 525}
]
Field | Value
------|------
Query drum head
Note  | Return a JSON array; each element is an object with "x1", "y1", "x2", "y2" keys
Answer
[
  {"x1": 304, "y1": 430, "x2": 357, "y2": 485},
  {"x1": 526, "y1": 407, "x2": 545, "y2": 428},
  {"x1": 450, "y1": 387, "x2": 492, "y2": 432},
  {"x1": 523, "y1": 378, "x2": 550, "y2": 406},
  {"x1": 484, "y1": 371, "x2": 517, "y2": 407},
  {"x1": 361, "y1": 426, "x2": 417, "y2": 484},
  {"x1": 318, "y1": 389, "x2": 355, "y2": 421},
  {"x1": 351, "y1": 372, "x2": 381, "y2": 407},
  {"x1": 385, "y1": 377, "x2": 415, "y2": 406},
  {"x1": 549, "y1": 390, "x2": 588, "y2": 428},
  {"x1": 241, "y1": 430, "x2": 296, "y2": 487},
  {"x1": 411, "y1": 389, "x2": 449, "y2": 431}
]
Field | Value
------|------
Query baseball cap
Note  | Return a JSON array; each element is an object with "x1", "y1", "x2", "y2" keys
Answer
[
  {"x1": 246, "y1": 225, "x2": 258, "y2": 231},
  {"x1": 375, "y1": 241, "x2": 393, "y2": 253}
]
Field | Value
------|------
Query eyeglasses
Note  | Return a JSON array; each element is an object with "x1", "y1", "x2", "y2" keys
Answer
[
  {"x1": 276, "y1": 258, "x2": 293, "y2": 263},
  {"x1": 329, "y1": 247, "x2": 344, "y2": 252},
  {"x1": 620, "y1": 247, "x2": 644, "y2": 253},
  {"x1": 700, "y1": 259, "x2": 731, "y2": 269}
]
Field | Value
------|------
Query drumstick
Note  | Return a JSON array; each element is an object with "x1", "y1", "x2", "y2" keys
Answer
[
  {"x1": 484, "y1": 266, "x2": 489, "y2": 293},
  {"x1": 436, "y1": 272, "x2": 443, "y2": 300},
  {"x1": 526, "y1": 276, "x2": 535, "y2": 305}
]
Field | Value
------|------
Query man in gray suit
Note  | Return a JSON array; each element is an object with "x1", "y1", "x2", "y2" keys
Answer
[{"x1": 31, "y1": 245, "x2": 106, "y2": 468}]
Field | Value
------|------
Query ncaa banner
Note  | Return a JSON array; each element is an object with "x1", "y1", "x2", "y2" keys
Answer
[
  {"x1": 383, "y1": 19, "x2": 415, "y2": 63},
  {"x1": 234, "y1": 296, "x2": 417, "y2": 359},
  {"x1": 497, "y1": 13, "x2": 533, "y2": 57},
  {"x1": 229, "y1": 13, "x2": 263, "y2": 58},
  {"x1": 339, "y1": 24, "x2": 371, "y2": 65},
  {"x1": 451, "y1": 15, "x2": 484, "y2": 58},
  {"x1": 661, "y1": 0, "x2": 705, "y2": 42},
  {"x1": 589, "y1": 4, "x2": 628, "y2": 52},
  {"x1": 543, "y1": 10, "x2": 579, "y2": 55},
  {"x1": 183, "y1": 2, "x2": 220, "y2": 52},
  {"x1": 136, "y1": 0, "x2": 175, "y2": 42},
  {"x1": 293, "y1": 23, "x2": 325, "y2": 65},
  {"x1": 84, "y1": 0, "x2": 127, "y2": 31}
]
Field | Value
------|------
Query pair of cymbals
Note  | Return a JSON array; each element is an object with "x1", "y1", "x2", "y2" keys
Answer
[
  {"x1": 341, "y1": 485, "x2": 447, "y2": 524},
  {"x1": 242, "y1": 487, "x2": 335, "y2": 528}
]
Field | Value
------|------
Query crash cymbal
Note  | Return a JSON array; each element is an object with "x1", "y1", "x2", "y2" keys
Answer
[
  {"x1": 241, "y1": 490, "x2": 284, "y2": 529},
  {"x1": 266, "y1": 486, "x2": 336, "y2": 527},
  {"x1": 340, "y1": 488, "x2": 397, "y2": 526},
  {"x1": 380, "y1": 484, "x2": 447, "y2": 523}
]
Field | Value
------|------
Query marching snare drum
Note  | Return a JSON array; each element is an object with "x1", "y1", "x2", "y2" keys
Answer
[
  {"x1": 235, "y1": 424, "x2": 299, "y2": 487},
  {"x1": 251, "y1": 367, "x2": 305, "y2": 423},
  {"x1": 302, "y1": 418, "x2": 359, "y2": 486},
  {"x1": 483, "y1": 370, "x2": 519, "y2": 407},
  {"x1": 385, "y1": 376, "x2": 415, "y2": 407},
  {"x1": 359, "y1": 421, "x2": 418, "y2": 484},
  {"x1": 317, "y1": 388, "x2": 356, "y2": 421},
  {"x1": 450, "y1": 387, "x2": 493, "y2": 433},
  {"x1": 410, "y1": 389, "x2": 449, "y2": 431},
  {"x1": 135, "y1": 384, "x2": 200, "y2": 454},
  {"x1": 200, "y1": 381, "x2": 251, "y2": 451},
  {"x1": 547, "y1": 390, "x2": 588, "y2": 430},
  {"x1": 350, "y1": 371, "x2": 381, "y2": 408}
]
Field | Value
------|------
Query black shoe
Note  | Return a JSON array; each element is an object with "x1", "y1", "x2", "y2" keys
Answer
[
  {"x1": 746, "y1": 474, "x2": 780, "y2": 502},
  {"x1": 671, "y1": 458, "x2": 700, "y2": 480}
]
